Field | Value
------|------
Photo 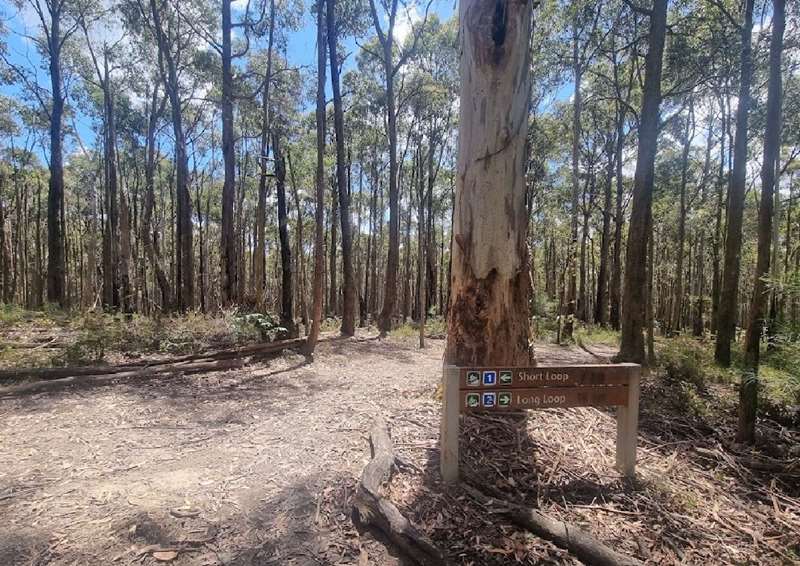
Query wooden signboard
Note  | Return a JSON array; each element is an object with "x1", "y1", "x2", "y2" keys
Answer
[{"x1": 440, "y1": 363, "x2": 641, "y2": 484}]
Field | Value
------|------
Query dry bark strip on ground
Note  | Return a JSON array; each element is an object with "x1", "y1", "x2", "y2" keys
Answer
[
  {"x1": 461, "y1": 482, "x2": 643, "y2": 566},
  {"x1": 353, "y1": 419, "x2": 446, "y2": 566}
]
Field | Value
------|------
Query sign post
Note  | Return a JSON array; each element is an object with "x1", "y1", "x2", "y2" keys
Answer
[{"x1": 440, "y1": 363, "x2": 641, "y2": 484}]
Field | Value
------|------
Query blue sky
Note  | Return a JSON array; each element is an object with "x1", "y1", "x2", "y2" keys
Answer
[{"x1": 284, "y1": 0, "x2": 457, "y2": 72}]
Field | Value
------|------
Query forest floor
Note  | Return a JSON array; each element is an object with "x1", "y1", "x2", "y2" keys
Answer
[{"x1": 1, "y1": 330, "x2": 799, "y2": 565}]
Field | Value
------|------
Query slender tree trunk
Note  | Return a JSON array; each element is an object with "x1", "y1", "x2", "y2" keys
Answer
[
  {"x1": 327, "y1": 0, "x2": 356, "y2": 335},
  {"x1": 671, "y1": 100, "x2": 694, "y2": 335},
  {"x1": 738, "y1": 0, "x2": 784, "y2": 443},
  {"x1": 579, "y1": 176, "x2": 591, "y2": 322},
  {"x1": 101, "y1": 53, "x2": 120, "y2": 311},
  {"x1": 288, "y1": 148, "x2": 309, "y2": 334},
  {"x1": 784, "y1": 174, "x2": 793, "y2": 326},
  {"x1": 252, "y1": 0, "x2": 276, "y2": 305},
  {"x1": 364, "y1": 175, "x2": 375, "y2": 323},
  {"x1": 328, "y1": 177, "x2": 338, "y2": 315},
  {"x1": 273, "y1": 131, "x2": 297, "y2": 338},
  {"x1": 417, "y1": 158, "x2": 426, "y2": 348},
  {"x1": 595, "y1": 139, "x2": 613, "y2": 326},
  {"x1": 369, "y1": 0, "x2": 401, "y2": 335},
  {"x1": 46, "y1": 6, "x2": 66, "y2": 306},
  {"x1": 0, "y1": 177, "x2": 11, "y2": 303},
  {"x1": 119, "y1": 191, "x2": 133, "y2": 312},
  {"x1": 377, "y1": 70, "x2": 399, "y2": 332},
  {"x1": 34, "y1": 179, "x2": 43, "y2": 307},
  {"x1": 195, "y1": 181, "x2": 206, "y2": 313},
  {"x1": 715, "y1": 0, "x2": 755, "y2": 366},
  {"x1": 610, "y1": 115, "x2": 625, "y2": 330},
  {"x1": 616, "y1": 0, "x2": 667, "y2": 365},
  {"x1": 402, "y1": 175, "x2": 413, "y2": 322},
  {"x1": 646, "y1": 229, "x2": 656, "y2": 365},
  {"x1": 711, "y1": 95, "x2": 726, "y2": 333},
  {"x1": 693, "y1": 112, "x2": 715, "y2": 337},
  {"x1": 445, "y1": 0, "x2": 533, "y2": 366},
  {"x1": 220, "y1": 0, "x2": 239, "y2": 306},
  {"x1": 565, "y1": 25, "x2": 581, "y2": 340},
  {"x1": 151, "y1": 0, "x2": 193, "y2": 310},
  {"x1": 425, "y1": 131, "x2": 439, "y2": 313},
  {"x1": 609, "y1": 38, "x2": 631, "y2": 332},
  {"x1": 142, "y1": 87, "x2": 172, "y2": 310},
  {"x1": 305, "y1": 0, "x2": 327, "y2": 355},
  {"x1": 767, "y1": 157, "x2": 782, "y2": 344}
]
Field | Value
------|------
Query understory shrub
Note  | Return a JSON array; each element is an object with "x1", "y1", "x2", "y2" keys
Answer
[
  {"x1": 657, "y1": 337, "x2": 732, "y2": 388},
  {"x1": 659, "y1": 337, "x2": 707, "y2": 387}
]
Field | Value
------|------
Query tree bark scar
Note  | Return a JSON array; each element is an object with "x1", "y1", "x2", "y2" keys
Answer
[
  {"x1": 492, "y1": 0, "x2": 507, "y2": 47},
  {"x1": 469, "y1": 0, "x2": 517, "y2": 68}
]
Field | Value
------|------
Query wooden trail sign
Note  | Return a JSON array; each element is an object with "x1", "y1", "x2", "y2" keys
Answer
[{"x1": 440, "y1": 363, "x2": 641, "y2": 484}]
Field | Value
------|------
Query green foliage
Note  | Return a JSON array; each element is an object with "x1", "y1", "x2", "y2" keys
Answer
[{"x1": 233, "y1": 312, "x2": 287, "y2": 343}]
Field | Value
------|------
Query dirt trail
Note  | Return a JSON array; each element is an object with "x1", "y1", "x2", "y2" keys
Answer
[
  {"x1": 0, "y1": 334, "x2": 445, "y2": 566},
  {"x1": 2, "y1": 335, "x2": 797, "y2": 566}
]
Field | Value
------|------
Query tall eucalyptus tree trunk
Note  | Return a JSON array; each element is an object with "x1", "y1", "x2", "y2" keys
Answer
[
  {"x1": 221, "y1": 0, "x2": 243, "y2": 306},
  {"x1": 616, "y1": 0, "x2": 668, "y2": 365},
  {"x1": 739, "y1": 0, "x2": 784, "y2": 443},
  {"x1": 150, "y1": 0, "x2": 193, "y2": 310},
  {"x1": 305, "y1": 0, "x2": 327, "y2": 355},
  {"x1": 327, "y1": 0, "x2": 356, "y2": 335},
  {"x1": 445, "y1": 0, "x2": 533, "y2": 366},
  {"x1": 273, "y1": 131, "x2": 297, "y2": 338},
  {"x1": 715, "y1": 0, "x2": 755, "y2": 366}
]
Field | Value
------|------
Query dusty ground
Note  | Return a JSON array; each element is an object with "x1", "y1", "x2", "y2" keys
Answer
[{"x1": 1, "y1": 334, "x2": 798, "y2": 565}]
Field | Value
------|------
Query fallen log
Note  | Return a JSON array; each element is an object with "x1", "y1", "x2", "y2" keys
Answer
[
  {"x1": 0, "y1": 358, "x2": 243, "y2": 398},
  {"x1": 352, "y1": 419, "x2": 447, "y2": 566},
  {"x1": 145, "y1": 337, "x2": 306, "y2": 365},
  {"x1": 0, "y1": 364, "x2": 144, "y2": 382},
  {"x1": 0, "y1": 337, "x2": 306, "y2": 382},
  {"x1": 462, "y1": 483, "x2": 643, "y2": 566},
  {"x1": 0, "y1": 340, "x2": 67, "y2": 349}
]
